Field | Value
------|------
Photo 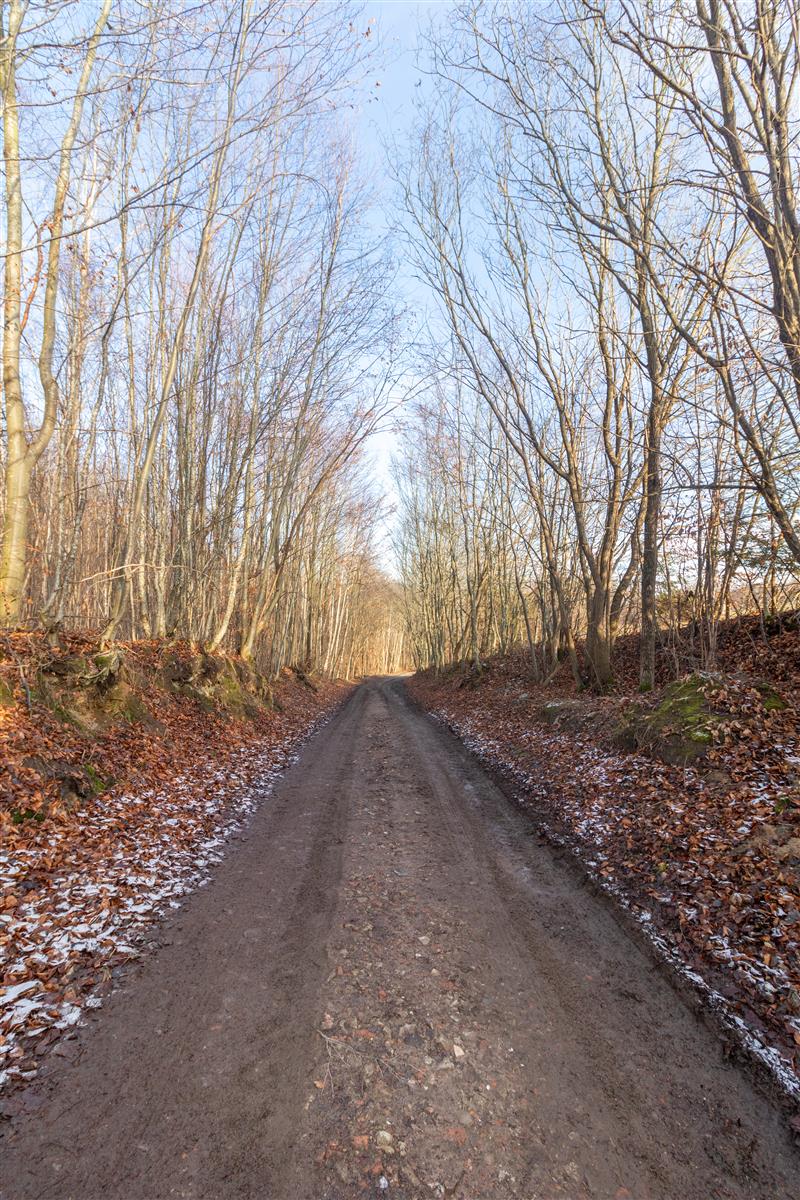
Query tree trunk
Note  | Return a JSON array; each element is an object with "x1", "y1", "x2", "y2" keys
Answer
[{"x1": 639, "y1": 415, "x2": 661, "y2": 691}]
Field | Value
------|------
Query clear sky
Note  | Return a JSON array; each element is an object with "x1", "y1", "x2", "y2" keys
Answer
[{"x1": 355, "y1": 2, "x2": 455, "y2": 574}]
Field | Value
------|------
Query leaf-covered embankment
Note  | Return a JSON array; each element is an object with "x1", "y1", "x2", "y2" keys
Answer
[
  {"x1": 408, "y1": 654, "x2": 800, "y2": 1113},
  {"x1": 0, "y1": 633, "x2": 351, "y2": 1094}
]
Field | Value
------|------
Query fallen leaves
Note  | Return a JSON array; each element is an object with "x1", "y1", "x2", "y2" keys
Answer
[
  {"x1": 0, "y1": 633, "x2": 350, "y2": 1093},
  {"x1": 410, "y1": 652, "x2": 800, "y2": 1092}
]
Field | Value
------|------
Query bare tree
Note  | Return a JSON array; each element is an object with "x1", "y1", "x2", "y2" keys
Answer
[{"x1": 0, "y1": 0, "x2": 112, "y2": 623}]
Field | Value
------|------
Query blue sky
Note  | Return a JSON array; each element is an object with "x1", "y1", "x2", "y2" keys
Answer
[
  {"x1": 355, "y1": 2, "x2": 455, "y2": 573},
  {"x1": 360, "y1": 1, "x2": 444, "y2": 152}
]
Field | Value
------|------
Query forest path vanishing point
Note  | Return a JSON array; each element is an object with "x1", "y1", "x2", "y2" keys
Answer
[{"x1": 1, "y1": 679, "x2": 798, "y2": 1200}]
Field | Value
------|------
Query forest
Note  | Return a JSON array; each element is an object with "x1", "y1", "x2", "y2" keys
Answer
[
  {"x1": 2, "y1": 3, "x2": 800, "y2": 1193},
  {"x1": 396, "y1": 0, "x2": 800, "y2": 693},
  {"x1": 0, "y1": 0, "x2": 406, "y2": 679},
  {"x1": 1, "y1": 0, "x2": 798, "y2": 696}
]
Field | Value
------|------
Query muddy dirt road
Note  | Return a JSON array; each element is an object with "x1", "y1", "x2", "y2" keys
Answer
[{"x1": 2, "y1": 678, "x2": 798, "y2": 1199}]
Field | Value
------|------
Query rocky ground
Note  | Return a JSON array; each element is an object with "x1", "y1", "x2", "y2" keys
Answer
[{"x1": 2, "y1": 678, "x2": 798, "y2": 1199}]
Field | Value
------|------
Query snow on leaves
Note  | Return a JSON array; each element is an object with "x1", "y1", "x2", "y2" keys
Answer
[
  {"x1": 0, "y1": 638, "x2": 348, "y2": 1094},
  {"x1": 410, "y1": 664, "x2": 800, "y2": 1099}
]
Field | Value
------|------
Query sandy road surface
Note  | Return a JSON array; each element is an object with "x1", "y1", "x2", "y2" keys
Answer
[{"x1": 1, "y1": 678, "x2": 798, "y2": 1199}]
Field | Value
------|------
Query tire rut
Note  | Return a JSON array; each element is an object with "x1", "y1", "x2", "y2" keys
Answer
[{"x1": 1, "y1": 679, "x2": 798, "y2": 1200}]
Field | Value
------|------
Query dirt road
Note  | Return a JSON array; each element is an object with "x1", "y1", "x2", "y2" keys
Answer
[{"x1": 2, "y1": 678, "x2": 798, "y2": 1199}]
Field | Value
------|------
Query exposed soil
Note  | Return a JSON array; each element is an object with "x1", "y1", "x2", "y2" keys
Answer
[
  {"x1": 0, "y1": 634, "x2": 348, "y2": 1084},
  {"x1": 408, "y1": 660, "x2": 800, "y2": 1088},
  {"x1": 1, "y1": 678, "x2": 799, "y2": 1199}
]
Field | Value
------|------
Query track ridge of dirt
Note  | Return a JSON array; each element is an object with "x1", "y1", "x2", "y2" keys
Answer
[{"x1": 1, "y1": 679, "x2": 799, "y2": 1199}]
